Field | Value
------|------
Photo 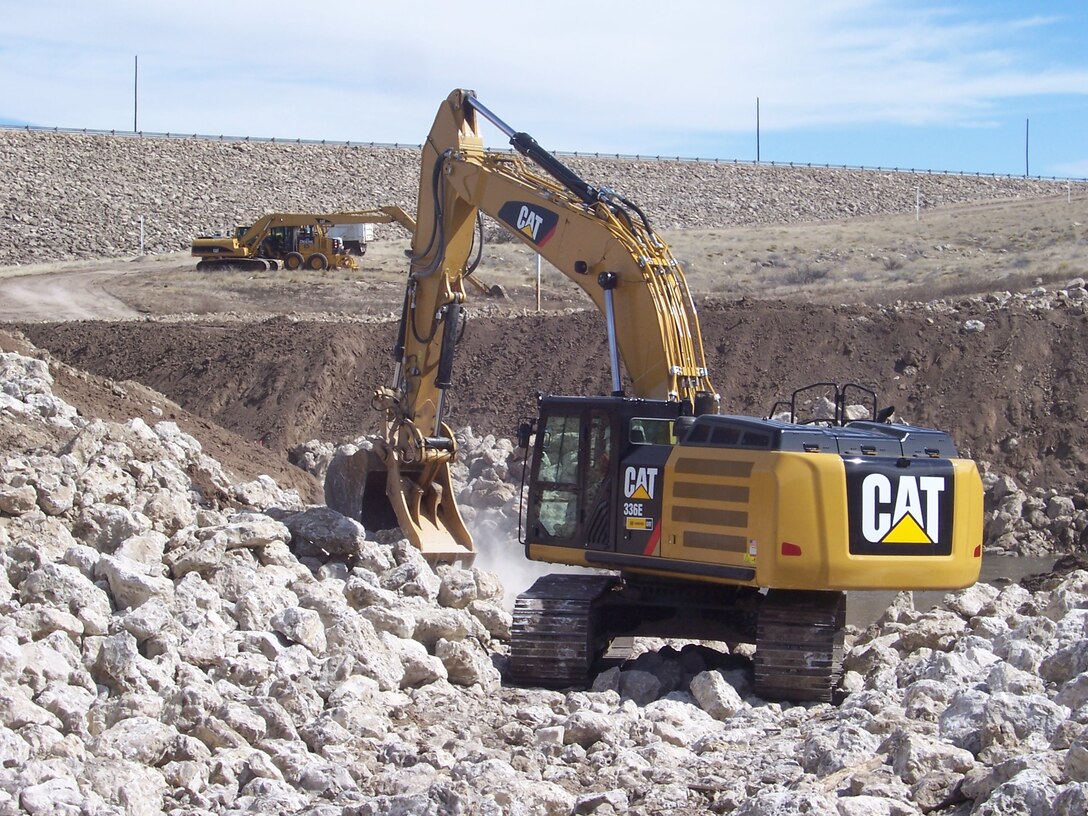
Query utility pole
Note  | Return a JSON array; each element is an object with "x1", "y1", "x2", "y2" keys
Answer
[
  {"x1": 756, "y1": 97, "x2": 760, "y2": 163},
  {"x1": 1025, "y1": 118, "x2": 1029, "y2": 178},
  {"x1": 133, "y1": 55, "x2": 138, "y2": 133}
]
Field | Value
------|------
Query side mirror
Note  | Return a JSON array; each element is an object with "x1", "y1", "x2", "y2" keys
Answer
[{"x1": 517, "y1": 421, "x2": 533, "y2": 449}]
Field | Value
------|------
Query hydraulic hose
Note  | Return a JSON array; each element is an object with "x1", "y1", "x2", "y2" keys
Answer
[{"x1": 407, "y1": 151, "x2": 451, "y2": 277}]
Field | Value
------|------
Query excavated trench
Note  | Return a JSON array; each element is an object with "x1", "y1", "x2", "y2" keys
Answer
[{"x1": 15, "y1": 293, "x2": 1088, "y2": 495}]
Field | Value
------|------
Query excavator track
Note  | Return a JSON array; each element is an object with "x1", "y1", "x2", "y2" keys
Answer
[
  {"x1": 508, "y1": 574, "x2": 619, "y2": 688},
  {"x1": 754, "y1": 589, "x2": 846, "y2": 703}
]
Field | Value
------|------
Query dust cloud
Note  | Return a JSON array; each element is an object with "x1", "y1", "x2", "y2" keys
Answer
[{"x1": 468, "y1": 509, "x2": 596, "y2": 610}]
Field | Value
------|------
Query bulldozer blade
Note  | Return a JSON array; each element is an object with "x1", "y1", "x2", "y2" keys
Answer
[{"x1": 324, "y1": 443, "x2": 475, "y2": 565}]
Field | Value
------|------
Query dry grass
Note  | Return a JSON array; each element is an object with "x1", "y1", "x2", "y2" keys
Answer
[
  {"x1": 665, "y1": 193, "x2": 1088, "y2": 304},
  {"x1": 460, "y1": 192, "x2": 1088, "y2": 309}
]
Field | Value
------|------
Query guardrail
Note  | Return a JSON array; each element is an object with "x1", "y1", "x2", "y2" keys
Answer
[{"x1": 2, "y1": 123, "x2": 1086, "y2": 183}]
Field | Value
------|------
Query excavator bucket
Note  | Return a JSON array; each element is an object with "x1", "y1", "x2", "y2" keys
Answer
[{"x1": 324, "y1": 440, "x2": 475, "y2": 565}]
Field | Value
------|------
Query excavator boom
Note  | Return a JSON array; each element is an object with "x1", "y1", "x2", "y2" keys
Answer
[{"x1": 326, "y1": 90, "x2": 718, "y2": 561}]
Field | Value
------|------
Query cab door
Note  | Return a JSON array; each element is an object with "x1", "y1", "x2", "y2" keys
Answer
[{"x1": 525, "y1": 406, "x2": 615, "y2": 550}]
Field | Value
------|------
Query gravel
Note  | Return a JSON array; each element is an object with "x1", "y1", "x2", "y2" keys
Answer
[{"x1": 4, "y1": 340, "x2": 1088, "y2": 814}]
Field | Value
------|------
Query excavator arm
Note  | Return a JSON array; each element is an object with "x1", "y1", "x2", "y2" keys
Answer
[
  {"x1": 237, "y1": 214, "x2": 277, "y2": 254},
  {"x1": 404, "y1": 91, "x2": 716, "y2": 419},
  {"x1": 321, "y1": 206, "x2": 418, "y2": 232},
  {"x1": 326, "y1": 89, "x2": 717, "y2": 561}
]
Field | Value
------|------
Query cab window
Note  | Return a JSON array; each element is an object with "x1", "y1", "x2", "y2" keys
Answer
[
  {"x1": 535, "y1": 413, "x2": 581, "y2": 539},
  {"x1": 629, "y1": 417, "x2": 675, "y2": 445}
]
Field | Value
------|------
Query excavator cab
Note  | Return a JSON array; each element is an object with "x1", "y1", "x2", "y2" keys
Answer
[
  {"x1": 521, "y1": 389, "x2": 982, "y2": 592},
  {"x1": 523, "y1": 396, "x2": 683, "y2": 556}
]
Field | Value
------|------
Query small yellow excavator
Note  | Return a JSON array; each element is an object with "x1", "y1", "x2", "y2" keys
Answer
[
  {"x1": 325, "y1": 90, "x2": 984, "y2": 701},
  {"x1": 191, "y1": 207, "x2": 415, "y2": 272}
]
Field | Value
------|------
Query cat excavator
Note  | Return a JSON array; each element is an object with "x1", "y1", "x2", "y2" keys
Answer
[
  {"x1": 191, "y1": 207, "x2": 416, "y2": 272},
  {"x1": 325, "y1": 90, "x2": 984, "y2": 702}
]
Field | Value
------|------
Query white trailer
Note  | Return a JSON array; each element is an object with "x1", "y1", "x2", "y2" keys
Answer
[{"x1": 327, "y1": 223, "x2": 375, "y2": 255}]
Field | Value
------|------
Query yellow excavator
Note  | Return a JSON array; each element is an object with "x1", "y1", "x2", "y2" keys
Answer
[
  {"x1": 325, "y1": 90, "x2": 984, "y2": 702},
  {"x1": 191, "y1": 207, "x2": 416, "y2": 272}
]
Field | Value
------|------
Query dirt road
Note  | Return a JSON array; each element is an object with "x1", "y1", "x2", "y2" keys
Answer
[{"x1": 0, "y1": 268, "x2": 141, "y2": 321}]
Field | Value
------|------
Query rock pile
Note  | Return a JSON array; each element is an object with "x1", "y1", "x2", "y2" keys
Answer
[
  {"x1": 983, "y1": 466, "x2": 1088, "y2": 557},
  {"x1": 4, "y1": 342, "x2": 1088, "y2": 815},
  {"x1": 0, "y1": 128, "x2": 1079, "y2": 266},
  {"x1": 877, "y1": 278, "x2": 1088, "y2": 318},
  {"x1": 0, "y1": 348, "x2": 509, "y2": 813}
]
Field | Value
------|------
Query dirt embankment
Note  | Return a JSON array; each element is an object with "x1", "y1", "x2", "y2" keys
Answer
[
  {"x1": 17, "y1": 289, "x2": 1088, "y2": 492},
  {"x1": 0, "y1": 329, "x2": 323, "y2": 503},
  {"x1": 1, "y1": 127, "x2": 1081, "y2": 266}
]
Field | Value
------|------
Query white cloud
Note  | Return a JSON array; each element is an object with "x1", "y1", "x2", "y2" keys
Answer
[{"x1": 1, "y1": 0, "x2": 1086, "y2": 154}]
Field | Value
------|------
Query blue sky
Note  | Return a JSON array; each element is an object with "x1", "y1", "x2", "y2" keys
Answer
[{"x1": 2, "y1": 0, "x2": 1086, "y2": 178}]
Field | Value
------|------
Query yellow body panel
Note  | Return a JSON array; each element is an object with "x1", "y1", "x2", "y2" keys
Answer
[
  {"x1": 527, "y1": 543, "x2": 593, "y2": 570},
  {"x1": 657, "y1": 447, "x2": 981, "y2": 591},
  {"x1": 528, "y1": 445, "x2": 983, "y2": 592}
]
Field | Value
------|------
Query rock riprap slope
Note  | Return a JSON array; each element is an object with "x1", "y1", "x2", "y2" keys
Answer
[
  {"x1": 3, "y1": 343, "x2": 1088, "y2": 814},
  {"x1": 0, "y1": 129, "x2": 1077, "y2": 265}
]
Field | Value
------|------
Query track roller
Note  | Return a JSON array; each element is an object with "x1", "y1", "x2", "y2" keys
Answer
[
  {"x1": 508, "y1": 574, "x2": 618, "y2": 688},
  {"x1": 754, "y1": 589, "x2": 845, "y2": 703}
]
